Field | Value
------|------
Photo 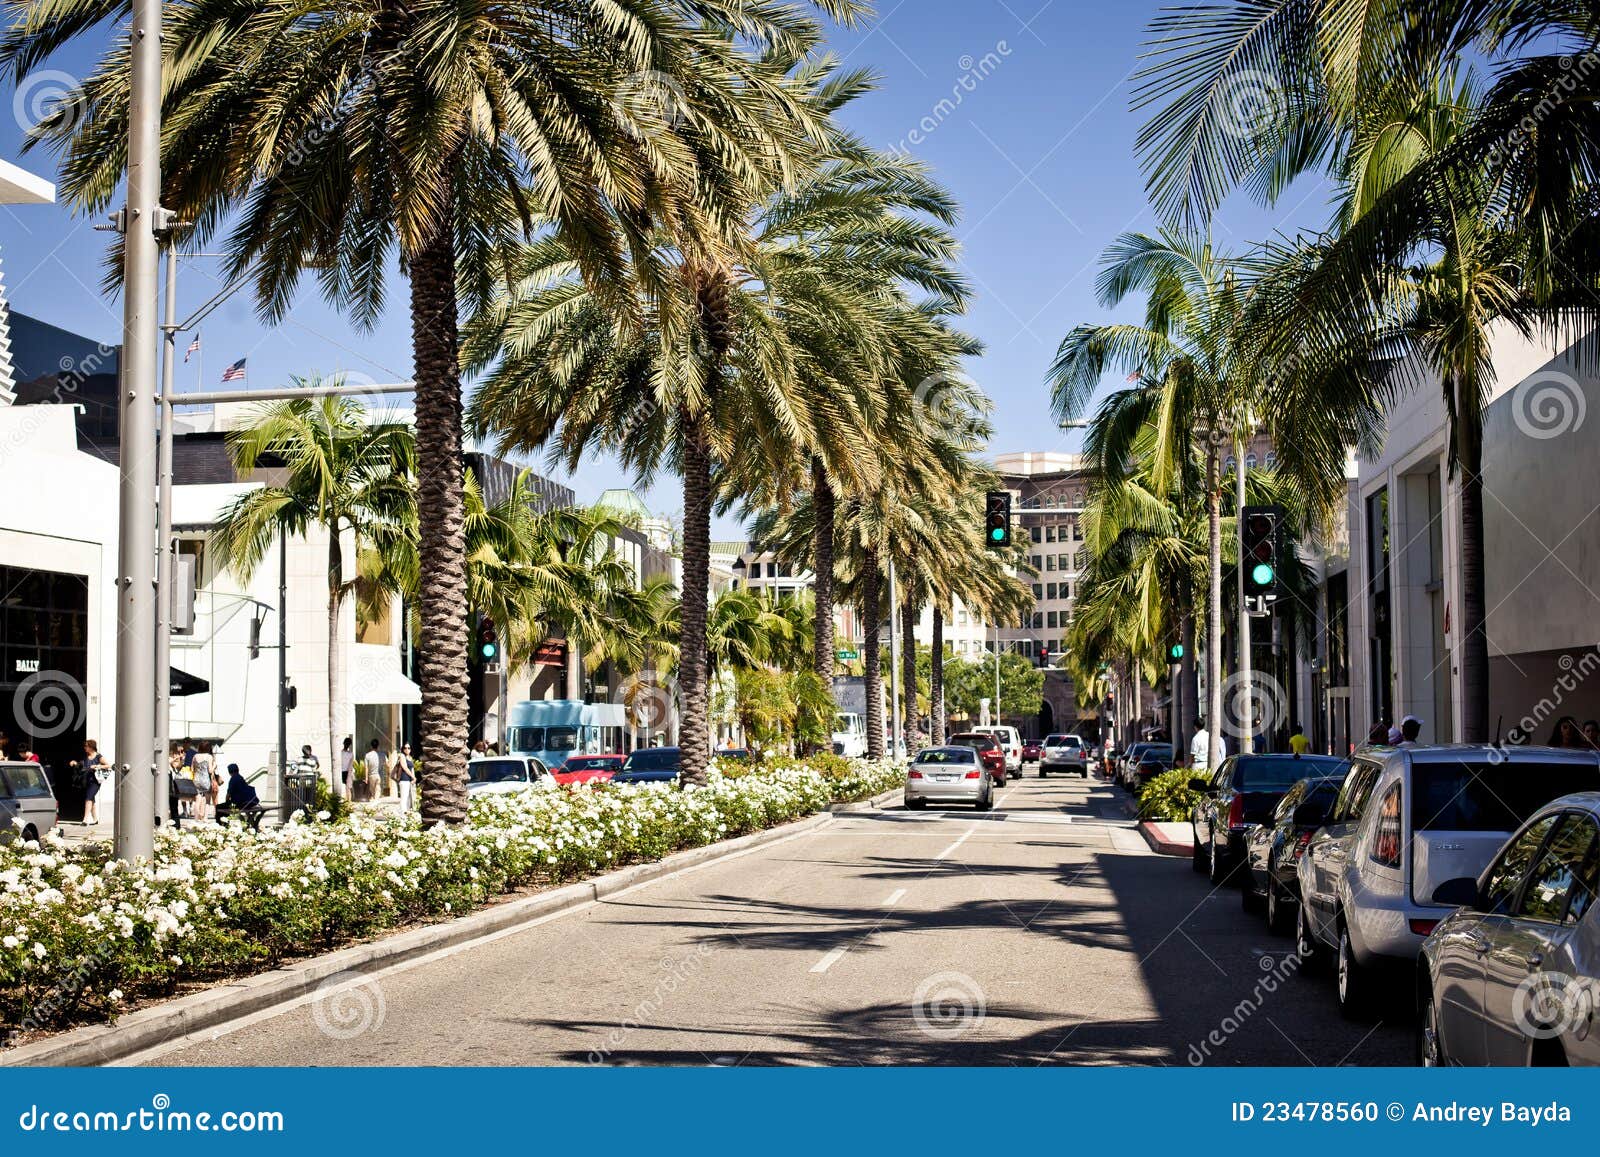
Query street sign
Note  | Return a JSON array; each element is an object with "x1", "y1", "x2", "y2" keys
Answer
[{"x1": 836, "y1": 648, "x2": 859, "y2": 660}]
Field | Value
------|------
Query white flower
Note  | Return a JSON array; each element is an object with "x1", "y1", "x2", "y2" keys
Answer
[{"x1": 107, "y1": 989, "x2": 124, "y2": 1002}]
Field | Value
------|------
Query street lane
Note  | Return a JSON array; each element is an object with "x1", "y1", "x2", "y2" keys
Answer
[{"x1": 143, "y1": 773, "x2": 1410, "y2": 1066}]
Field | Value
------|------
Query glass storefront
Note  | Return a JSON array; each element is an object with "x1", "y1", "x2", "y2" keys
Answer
[{"x1": 0, "y1": 563, "x2": 90, "y2": 818}]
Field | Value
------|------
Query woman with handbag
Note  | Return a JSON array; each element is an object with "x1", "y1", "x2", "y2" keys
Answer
[{"x1": 191, "y1": 741, "x2": 215, "y2": 822}]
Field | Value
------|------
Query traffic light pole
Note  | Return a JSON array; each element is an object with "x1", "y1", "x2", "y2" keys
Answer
[{"x1": 1236, "y1": 435, "x2": 1254, "y2": 754}]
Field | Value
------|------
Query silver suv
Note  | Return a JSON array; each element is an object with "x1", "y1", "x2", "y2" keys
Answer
[
  {"x1": 1039, "y1": 734, "x2": 1087, "y2": 778},
  {"x1": 0, "y1": 761, "x2": 58, "y2": 845},
  {"x1": 1297, "y1": 745, "x2": 1600, "y2": 1018}
]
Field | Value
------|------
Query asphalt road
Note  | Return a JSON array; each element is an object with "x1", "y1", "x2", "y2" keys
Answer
[{"x1": 141, "y1": 771, "x2": 1411, "y2": 1067}]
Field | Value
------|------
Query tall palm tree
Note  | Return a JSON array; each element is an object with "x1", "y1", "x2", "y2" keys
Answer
[
  {"x1": 211, "y1": 390, "x2": 415, "y2": 797},
  {"x1": 4, "y1": 0, "x2": 863, "y2": 820}
]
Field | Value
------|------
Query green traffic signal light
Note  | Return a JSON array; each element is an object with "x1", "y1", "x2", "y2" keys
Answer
[
  {"x1": 481, "y1": 642, "x2": 498, "y2": 660},
  {"x1": 989, "y1": 527, "x2": 1005, "y2": 542},
  {"x1": 1168, "y1": 643, "x2": 1184, "y2": 661},
  {"x1": 1251, "y1": 562, "x2": 1275, "y2": 587}
]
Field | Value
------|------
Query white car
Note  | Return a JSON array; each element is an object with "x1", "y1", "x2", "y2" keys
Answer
[
  {"x1": 905, "y1": 746, "x2": 994, "y2": 811},
  {"x1": 1297, "y1": 744, "x2": 1600, "y2": 1018},
  {"x1": 466, "y1": 755, "x2": 550, "y2": 796},
  {"x1": 972, "y1": 725, "x2": 1022, "y2": 773},
  {"x1": 1039, "y1": 734, "x2": 1088, "y2": 777}
]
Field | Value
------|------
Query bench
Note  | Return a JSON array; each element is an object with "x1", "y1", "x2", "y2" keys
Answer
[{"x1": 214, "y1": 802, "x2": 266, "y2": 831}]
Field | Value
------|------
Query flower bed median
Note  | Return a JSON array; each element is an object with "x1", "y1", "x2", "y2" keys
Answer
[{"x1": 0, "y1": 755, "x2": 902, "y2": 1045}]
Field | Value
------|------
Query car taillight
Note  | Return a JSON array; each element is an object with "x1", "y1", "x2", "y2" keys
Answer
[
  {"x1": 908, "y1": 770, "x2": 923, "y2": 779},
  {"x1": 965, "y1": 770, "x2": 981, "y2": 779},
  {"x1": 1227, "y1": 795, "x2": 1245, "y2": 829},
  {"x1": 1409, "y1": 919, "x2": 1439, "y2": 936},
  {"x1": 1293, "y1": 831, "x2": 1313, "y2": 858}
]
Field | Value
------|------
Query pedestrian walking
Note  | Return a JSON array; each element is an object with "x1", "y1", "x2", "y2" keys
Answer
[
  {"x1": 363, "y1": 738, "x2": 385, "y2": 793},
  {"x1": 1547, "y1": 716, "x2": 1582, "y2": 748},
  {"x1": 1287, "y1": 721, "x2": 1310, "y2": 756},
  {"x1": 1188, "y1": 717, "x2": 1224, "y2": 772},
  {"x1": 339, "y1": 737, "x2": 354, "y2": 790},
  {"x1": 1398, "y1": 714, "x2": 1423, "y2": 747},
  {"x1": 1584, "y1": 720, "x2": 1600, "y2": 750},
  {"x1": 191, "y1": 741, "x2": 216, "y2": 822},
  {"x1": 297, "y1": 744, "x2": 320, "y2": 774},
  {"x1": 390, "y1": 742, "x2": 415, "y2": 812},
  {"x1": 71, "y1": 739, "x2": 110, "y2": 825}
]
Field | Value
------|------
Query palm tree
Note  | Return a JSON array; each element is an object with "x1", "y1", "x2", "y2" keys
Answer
[
  {"x1": 4, "y1": 0, "x2": 862, "y2": 821},
  {"x1": 211, "y1": 390, "x2": 415, "y2": 798}
]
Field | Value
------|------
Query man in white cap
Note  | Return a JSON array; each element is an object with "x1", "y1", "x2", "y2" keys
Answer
[{"x1": 1398, "y1": 715, "x2": 1424, "y2": 747}]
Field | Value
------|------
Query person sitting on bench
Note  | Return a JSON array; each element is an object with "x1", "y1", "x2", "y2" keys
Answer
[{"x1": 216, "y1": 763, "x2": 264, "y2": 829}]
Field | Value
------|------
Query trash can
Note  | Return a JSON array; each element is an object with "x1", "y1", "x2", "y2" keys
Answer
[{"x1": 280, "y1": 769, "x2": 319, "y2": 825}]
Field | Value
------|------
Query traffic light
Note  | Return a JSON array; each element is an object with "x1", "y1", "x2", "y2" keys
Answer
[
  {"x1": 984, "y1": 490, "x2": 1012, "y2": 549},
  {"x1": 1168, "y1": 642, "x2": 1184, "y2": 663},
  {"x1": 477, "y1": 617, "x2": 499, "y2": 664},
  {"x1": 1241, "y1": 505, "x2": 1282, "y2": 601}
]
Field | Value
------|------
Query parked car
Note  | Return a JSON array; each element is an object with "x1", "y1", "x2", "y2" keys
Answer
[
  {"x1": 1193, "y1": 754, "x2": 1348, "y2": 887},
  {"x1": 613, "y1": 746, "x2": 682, "y2": 784},
  {"x1": 1021, "y1": 739, "x2": 1043, "y2": 765},
  {"x1": 949, "y1": 732, "x2": 1008, "y2": 786},
  {"x1": 1417, "y1": 791, "x2": 1600, "y2": 1066},
  {"x1": 466, "y1": 755, "x2": 550, "y2": 796},
  {"x1": 0, "y1": 760, "x2": 57, "y2": 845},
  {"x1": 553, "y1": 753, "x2": 624, "y2": 785},
  {"x1": 1040, "y1": 733, "x2": 1089, "y2": 778},
  {"x1": 905, "y1": 746, "x2": 994, "y2": 811},
  {"x1": 1240, "y1": 774, "x2": 1346, "y2": 932},
  {"x1": 1129, "y1": 744, "x2": 1175, "y2": 791},
  {"x1": 971, "y1": 725, "x2": 1022, "y2": 773},
  {"x1": 1117, "y1": 743, "x2": 1154, "y2": 790},
  {"x1": 1297, "y1": 745, "x2": 1600, "y2": 1018}
]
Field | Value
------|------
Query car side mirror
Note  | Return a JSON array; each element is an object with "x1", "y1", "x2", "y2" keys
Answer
[
  {"x1": 1292, "y1": 802, "x2": 1325, "y2": 827},
  {"x1": 1188, "y1": 777, "x2": 1211, "y2": 793},
  {"x1": 1431, "y1": 877, "x2": 1480, "y2": 909}
]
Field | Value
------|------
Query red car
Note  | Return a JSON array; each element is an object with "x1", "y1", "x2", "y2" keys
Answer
[
  {"x1": 948, "y1": 732, "x2": 1008, "y2": 786},
  {"x1": 552, "y1": 753, "x2": 624, "y2": 785},
  {"x1": 1021, "y1": 739, "x2": 1043, "y2": 764}
]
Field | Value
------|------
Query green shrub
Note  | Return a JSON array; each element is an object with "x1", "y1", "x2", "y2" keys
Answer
[{"x1": 1138, "y1": 767, "x2": 1209, "y2": 822}]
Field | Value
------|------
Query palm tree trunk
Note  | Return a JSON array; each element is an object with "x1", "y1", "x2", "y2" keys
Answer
[
  {"x1": 901, "y1": 597, "x2": 920, "y2": 750},
  {"x1": 1455, "y1": 385, "x2": 1489, "y2": 742},
  {"x1": 862, "y1": 554, "x2": 884, "y2": 760},
  {"x1": 678, "y1": 406, "x2": 713, "y2": 784},
  {"x1": 811, "y1": 458, "x2": 835, "y2": 686},
  {"x1": 1206, "y1": 439, "x2": 1224, "y2": 768},
  {"x1": 409, "y1": 207, "x2": 470, "y2": 825},
  {"x1": 327, "y1": 526, "x2": 345, "y2": 799},
  {"x1": 931, "y1": 607, "x2": 945, "y2": 744}
]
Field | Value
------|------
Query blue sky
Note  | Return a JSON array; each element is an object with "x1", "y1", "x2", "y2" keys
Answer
[{"x1": 0, "y1": 1, "x2": 1333, "y2": 535}]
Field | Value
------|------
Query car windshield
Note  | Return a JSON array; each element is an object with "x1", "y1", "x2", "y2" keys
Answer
[
  {"x1": 916, "y1": 747, "x2": 977, "y2": 765},
  {"x1": 564, "y1": 756, "x2": 618, "y2": 771},
  {"x1": 623, "y1": 749, "x2": 680, "y2": 771},
  {"x1": 1045, "y1": 734, "x2": 1077, "y2": 747},
  {"x1": 1233, "y1": 755, "x2": 1347, "y2": 791},
  {"x1": 1, "y1": 763, "x2": 51, "y2": 798},
  {"x1": 1412, "y1": 761, "x2": 1600, "y2": 832},
  {"x1": 468, "y1": 759, "x2": 529, "y2": 784},
  {"x1": 1139, "y1": 746, "x2": 1174, "y2": 763},
  {"x1": 545, "y1": 727, "x2": 578, "y2": 753}
]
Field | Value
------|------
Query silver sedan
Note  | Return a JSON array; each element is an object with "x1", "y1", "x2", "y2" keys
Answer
[{"x1": 905, "y1": 746, "x2": 994, "y2": 811}]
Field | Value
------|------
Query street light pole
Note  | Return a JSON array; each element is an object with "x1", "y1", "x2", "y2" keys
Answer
[
  {"x1": 154, "y1": 243, "x2": 177, "y2": 826},
  {"x1": 113, "y1": 0, "x2": 165, "y2": 862},
  {"x1": 888, "y1": 559, "x2": 901, "y2": 759},
  {"x1": 1236, "y1": 432, "x2": 1254, "y2": 754}
]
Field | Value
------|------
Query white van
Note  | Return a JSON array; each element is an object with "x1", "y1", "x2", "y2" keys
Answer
[{"x1": 973, "y1": 725, "x2": 1022, "y2": 772}]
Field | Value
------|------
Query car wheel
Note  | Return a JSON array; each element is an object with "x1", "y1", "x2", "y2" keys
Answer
[
  {"x1": 1417, "y1": 984, "x2": 1444, "y2": 1067},
  {"x1": 1207, "y1": 833, "x2": 1232, "y2": 886},
  {"x1": 1241, "y1": 874, "x2": 1265, "y2": 914},
  {"x1": 1336, "y1": 921, "x2": 1373, "y2": 1018},
  {"x1": 975, "y1": 791, "x2": 994, "y2": 812},
  {"x1": 1295, "y1": 905, "x2": 1326, "y2": 975},
  {"x1": 1191, "y1": 827, "x2": 1207, "y2": 874},
  {"x1": 1265, "y1": 880, "x2": 1292, "y2": 935},
  {"x1": 21, "y1": 825, "x2": 39, "y2": 845}
]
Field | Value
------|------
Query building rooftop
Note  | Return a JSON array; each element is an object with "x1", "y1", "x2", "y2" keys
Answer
[{"x1": 0, "y1": 158, "x2": 54, "y2": 206}]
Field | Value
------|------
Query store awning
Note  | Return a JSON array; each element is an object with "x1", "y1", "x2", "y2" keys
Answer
[
  {"x1": 169, "y1": 666, "x2": 210, "y2": 698},
  {"x1": 350, "y1": 643, "x2": 421, "y2": 705}
]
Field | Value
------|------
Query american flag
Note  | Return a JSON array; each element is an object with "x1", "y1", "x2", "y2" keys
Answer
[
  {"x1": 184, "y1": 334, "x2": 200, "y2": 363},
  {"x1": 220, "y1": 358, "x2": 247, "y2": 383}
]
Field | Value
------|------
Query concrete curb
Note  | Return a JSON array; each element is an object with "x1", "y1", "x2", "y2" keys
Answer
[
  {"x1": 1138, "y1": 820, "x2": 1194, "y2": 857},
  {"x1": 3, "y1": 785, "x2": 903, "y2": 1068}
]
